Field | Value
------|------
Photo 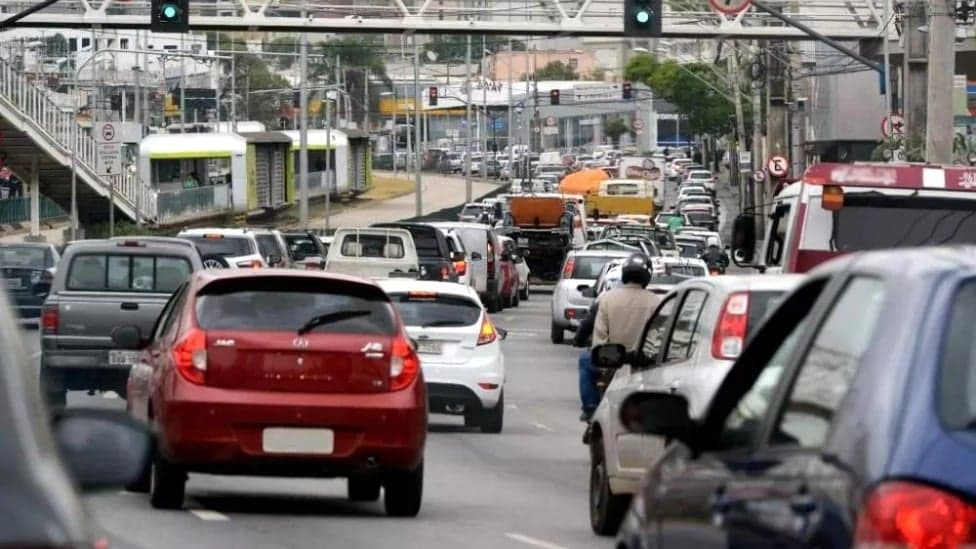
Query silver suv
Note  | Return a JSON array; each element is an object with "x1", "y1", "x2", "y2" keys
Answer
[
  {"x1": 39, "y1": 239, "x2": 204, "y2": 407},
  {"x1": 550, "y1": 250, "x2": 633, "y2": 344}
]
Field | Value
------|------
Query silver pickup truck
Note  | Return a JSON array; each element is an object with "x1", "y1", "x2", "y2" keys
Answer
[{"x1": 40, "y1": 239, "x2": 203, "y2": 407}]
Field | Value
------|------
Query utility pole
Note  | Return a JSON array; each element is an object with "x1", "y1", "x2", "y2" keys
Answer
[
  {"x1": 465, "y1": 35, "x2": 473, "y2": 203},
  {"x1": 903, "y1": 0, "x2": 928, "y2": 152},
  {"x1": 364, "y1": 67, "x2": 370, "y2": 131},
  {"x1": 926, "y1": 0, "x2": 955, "y2": 163},
  {"x1": 324, "y1": 98, "x2": 332, "y2": 232},
  {"x1": 413, "y1": 36, "x2": 422, "y2": 218},
  {"x1": 751, "y1": 41, "x2": 766, "y2": 227},
  {"x1": 298, "y1": 5, "x2": 309, "y2": 228},
  {"x1": 179, "y1": 33, "x2": 186, "y2": 132},
  {"x1": 482, "y1": 35, "x2": 489, "y2": 187},
  {"x1": 507, "y1": 40, "x2": 514, "y2": 178},
  {"x1": 727, "y1": 50, "x2": 748, "y2": 213}
]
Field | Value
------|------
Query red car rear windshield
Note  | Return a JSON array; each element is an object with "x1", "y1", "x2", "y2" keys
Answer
[{"x1": 195, "y1": 277, "x2": 396, "y2": 335}]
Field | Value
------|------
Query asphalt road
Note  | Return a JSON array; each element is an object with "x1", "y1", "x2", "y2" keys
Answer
[{"x1": 21, "y1": 294, "x2": 609, "y2": 549}]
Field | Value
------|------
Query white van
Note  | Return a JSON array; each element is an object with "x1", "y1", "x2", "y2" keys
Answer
[
  {"x1": 324, "y1": 228, "x2": 420, "y2": 280},
  {"x1": 429, "y1": 222, "x2": 504, "y2": 312}
]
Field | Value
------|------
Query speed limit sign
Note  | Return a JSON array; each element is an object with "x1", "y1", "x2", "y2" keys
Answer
[
  {"x1": 753, "y1": 170, "x2": 766, "y2": 182},
  {"x1": 767, "y1": 155, "x2": 789, "y2": 178}
]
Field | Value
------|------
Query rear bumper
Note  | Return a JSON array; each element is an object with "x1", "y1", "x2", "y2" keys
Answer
[
  {"x1": 156, "y1": 379, "x2": 427, "y2": 475},
  {"x1": 42, "y1": 349, "x2": 127, "y2": 370},
  {"x1": 422, "y1": 353, "x2": 503, "y2": 410}
]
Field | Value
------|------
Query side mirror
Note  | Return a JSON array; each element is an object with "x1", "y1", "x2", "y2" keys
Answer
[
  {"x1": 591, "y1": 343, "x2": 627, "y2": 369},
  {"x1": 52, "y1": 408, "x2": 153, "y2": 492},
  {"x1": 268, "y1": 254, "x2": 283, "y2": 266},
  {"x1": 731, "y1": 214, "x2": 757, "y2": 267},
  {"x1": 111, "y1": 325, "x2": 145, "y2": 350},
  {"x1": 409, "y1": 338, "x2": 419, "y2": 351},
  {"x1": 471, "y1": 251, "x2": 483, "y2": 261},
  {"x1": 619, "y1": 391, "x2": 696, "y2": 444}
]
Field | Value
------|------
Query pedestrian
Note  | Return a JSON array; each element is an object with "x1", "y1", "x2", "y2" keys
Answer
[{"x1": 183, "y1": 171, "x2": 201, "y2": 189}]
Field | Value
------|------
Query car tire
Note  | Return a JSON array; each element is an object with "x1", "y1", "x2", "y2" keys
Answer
[
  {"x1": 463, "y1": 407, "x2": 480, "y2": 427},
  {"x1": 126, "y1": 439, "x2": 154, "y2": 493},
  {"x1": 149, "y1": 454, "x2": 186, "y2": 510},
  {"x1": 589, "y1": 437, "x2": 629, "y2": 536},
  {"x1": 348, "y1": 476, "x2": 382, "y2": 502},
  {"x1": 40, "y1": 366, "x2": 66, "y2": 409},
  {"x1": 512, "y1": 290, "x2": 520, "y2": 308},
  {"x1": 550, "y1": 321, "x2": 564, "y2": 344},
  {"x1": 486, "y1": 297, "x2": 501, "y2": 314},
  {"x1": 480, "y1": 393, "x2": 504, "y2": 434},
  {"x1": 520, "y1": 284, "x2": 530, "y2": 301},
  {"x1": 384, "y1": 462, "x2": 424, "y2": 517}
]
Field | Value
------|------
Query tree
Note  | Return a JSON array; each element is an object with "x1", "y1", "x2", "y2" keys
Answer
[
  {"x1": 427, "y1": 35, "x2": 526, "y2": 63},
  {"x1": 217, "y1": 36, "x2": 292, "y2": 127},
  {"x1": 313, "y1": 36, "x2": 390, "y2": 129},
  {"x1": 264, "y1": 36, "x2": 300, "y2": 70},
  {"x1": 625, "y1": 53, "x2": 742, "y2": 138},
  {"x1": 604, "y1": 117, "x2": 629, "y2": 146},
  {"x1": 535, "y1": 60, "x2": 577, "y2": 81}
]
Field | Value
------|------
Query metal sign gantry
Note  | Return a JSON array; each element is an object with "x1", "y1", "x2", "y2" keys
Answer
[{"x1": 0, "y1": 0, "x2": 886, "y2": 39}]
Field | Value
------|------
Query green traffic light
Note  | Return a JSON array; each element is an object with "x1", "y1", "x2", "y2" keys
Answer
[
  {"x1": 635, "y1": 9, "x2": 650, "y2": 23},
  {"x1": 161, "y1": 3, "x2": 179, "y2": 19}
]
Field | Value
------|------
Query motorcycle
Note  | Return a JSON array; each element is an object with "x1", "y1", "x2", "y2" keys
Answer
[{"x1": 581, "y1": 344, "x2": 628, "y2": 444}]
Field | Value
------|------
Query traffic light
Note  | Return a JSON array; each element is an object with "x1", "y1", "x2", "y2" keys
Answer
[
  {"x1": 151, "y1": 0, "x2": 189, "y2": 32},
  {"x1": 550, "y1": 89, "x2": 560, "y2": 105},
  {"x1": 622, "y1": 82, "x2": 633, "y2": 100},
  {"x1": 624, "y1": 0, "x2": 662, "y2": 37},
  {"x1": 428, "y1": 86, "x2": 438, "y2": 106}
]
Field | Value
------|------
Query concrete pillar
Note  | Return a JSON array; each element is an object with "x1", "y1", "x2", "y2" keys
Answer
[
  {"x1": 903, "y1": 0, "x2": 929, "y2": 149},
  {"x1": 30, "y1": 156, "x2": 39, "y2": 238},
  {"x1": 925, "y1": 0, "x2": 956, "y2": 163}
]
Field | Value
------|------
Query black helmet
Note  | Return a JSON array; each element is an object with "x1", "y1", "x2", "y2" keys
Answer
[{"x1": 620, "y1": 253, "x2": 652, "y2": 286}]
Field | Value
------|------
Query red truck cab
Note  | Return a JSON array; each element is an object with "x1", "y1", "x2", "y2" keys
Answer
[{"x1": 732, "y1": 162, "x2": 976, "y2": 273}]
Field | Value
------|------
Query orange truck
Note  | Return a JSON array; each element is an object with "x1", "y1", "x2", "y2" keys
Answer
[{"x1": 507, "y1": 195, "x2": 574, "y2": 281}]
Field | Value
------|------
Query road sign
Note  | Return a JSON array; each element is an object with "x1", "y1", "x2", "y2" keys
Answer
[
  {"x1": 545, "y1": 116, "x2": 557, "y2": 127},
  {"x1": 542, "y1": 126, "x2": 559, "y2": 135},
  {"x1": 95, "y1": 121, "x2": 122, "y2": 176},
  {"x1": 753, "y1": 170, "x2": 766, "y2": 182},
  {"x1": 767, "y1": 155, "x2": 789, "y2": 177},
  {"x1": 881, "y1": 113, "x2": 905, "y2": 138},
  {"x1": 632, "y1": 118, "x2": 644, "y2": 130},
  {"x1": 708, "y1": 0, "x2": 752, "y2": 15}
]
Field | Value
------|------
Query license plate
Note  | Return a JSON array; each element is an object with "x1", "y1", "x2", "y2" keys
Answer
[
  {"x1": 108, "y1": 350, "x2": 140, "y2": 366},
  {"x1": 262, "y1": 428, "x2": 334, "y2": 455},
  {"x1": 416, "y1": 341, "x2": 443, "y2": 354},
  {"x1": 517, "y1": 238, "x2": 529, "y2": 246},
  {"x1": 4, "y1": 278, "x2": 23, "y2": 290}
]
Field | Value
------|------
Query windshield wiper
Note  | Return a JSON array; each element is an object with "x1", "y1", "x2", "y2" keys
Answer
[
  {"x1": 297, "y1": 310, "x2": 371, "y2": 335},
  {"x1": 422, "y1": 319, "x2": 467, "y2": 328}
]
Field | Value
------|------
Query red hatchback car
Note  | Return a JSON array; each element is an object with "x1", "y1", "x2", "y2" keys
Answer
[{"x1": 112, "y1": 270, "x2": 427, "y2": 516}]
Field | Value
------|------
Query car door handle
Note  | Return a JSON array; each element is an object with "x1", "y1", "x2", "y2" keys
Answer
[
  {"x1": 669, "y1": 380, "x2": 681, "y2": 394},
  {"x1": 121, "y1": 302, "x2": 139, "y2": 311},
  {"x1": 789, "y1": 492, "x2": 818, "y2": 515}
]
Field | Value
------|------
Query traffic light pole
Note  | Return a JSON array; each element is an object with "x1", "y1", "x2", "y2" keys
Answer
[{"x1": 465, "y1": 35, "x2": 473, "y2": 203}]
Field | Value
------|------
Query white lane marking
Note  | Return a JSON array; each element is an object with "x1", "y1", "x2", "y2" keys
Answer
[
  {"x1": 529, "y1": 421, "x2": 556, "y2": 433},
  {"x1": 506, "y1": 403, "x2": 519, "y2": 409},
  {"x1": 190, "y1": 509, "x2": 230, "y2": 521},
  {"x1": 102, "y1": 391, "x2": 120, "y2": 399},
  {"x1": 30, "y1": 351, "x2": 41, "y2": 359},
  {"x1": 503, "y1": 316, "x2": 516, "y2": 321},
  {"x1": 505, "y1": 533, "x2": 568, "y2": 549}
]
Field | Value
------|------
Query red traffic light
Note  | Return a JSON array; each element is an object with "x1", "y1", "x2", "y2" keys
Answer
[{"x1": 550, "y1": 89, "x2": 560, "y2": 105}]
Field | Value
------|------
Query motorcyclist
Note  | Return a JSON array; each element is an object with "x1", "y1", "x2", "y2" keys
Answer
[
  {"x1": 701, "y1": 244, "x2": 730, "y2": 273},
  {"x1": 576, "y1": 254, "x2": 660, "y2": 421}
]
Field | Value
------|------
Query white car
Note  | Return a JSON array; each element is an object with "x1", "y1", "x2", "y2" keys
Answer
[
  {"x1": 442, "y1": 230, "x2": 472, "y2": 287},
  {"x1": 674, "y1": 227, "x2": 723, "y2": 248},
  {"x1": 176, "y1": 228, "x2": 266, "y2": 269},
  {"x1": 685, "y1": 169, "x2": 717, "y2": 191},
  {"x1": 378, "y1": 280, "x2": 506, "y2": 433}
]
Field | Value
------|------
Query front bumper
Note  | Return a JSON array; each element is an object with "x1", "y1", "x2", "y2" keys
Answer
[{"x1": 156, "y1": 378, "x2": 427, "y2": 476}]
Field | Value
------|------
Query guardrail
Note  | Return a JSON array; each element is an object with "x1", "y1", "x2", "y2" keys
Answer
[
  {"x1": 156, "y1": 184, "x2": 231, "y2": 225},
  {"x1": 0, "y1": 195, "x2": 68, "y2": 225}
]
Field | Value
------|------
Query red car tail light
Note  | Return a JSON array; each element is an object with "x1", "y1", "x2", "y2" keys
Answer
[
  {"x1": 390, "y1": 336, "x2": 420, "y2": 391},
  {"x1": 441, "y1": 265, "x2": 451, "y2": 280},
  {"x1": 454, "y1": 260, "x2": 467, "y2": 276},
  {"x1": 562, "y1": 256, "x2": 575, "y2": 278},
  {"x1": 42, "y1": 305, "x2": 59, "y2": 334},
  {"x1": 172, "y1": 328, "x2": 207, "y2": 385},
  {"x1": 487, "y1": 241, "x2": 496, "y2": 275},
  {"x1": 478, "y1": 314, "x2": 497, "y2": 345},
  {"x1": 855, "y1": 481, "x2": 976, "y2": 548},
  {"x1": 711, "y1": 292, "x2": 749, "y2": 359}
]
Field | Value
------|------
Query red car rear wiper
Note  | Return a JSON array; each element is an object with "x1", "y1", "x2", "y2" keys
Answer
[{"x1": 297, "y1": 310, "x2": 372, "y2": 335}]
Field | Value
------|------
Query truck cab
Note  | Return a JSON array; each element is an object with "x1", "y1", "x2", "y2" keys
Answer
[{"x1": 732, "y1": 162, "x2": 976, "y2": 273}]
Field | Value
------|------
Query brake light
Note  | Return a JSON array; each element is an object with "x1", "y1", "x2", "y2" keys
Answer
[
  {"x1": 487, "y1": 241, "x2": 496, "y2": 273},
  {"x1": 389, "y1": 336, "x2": 420, "y2": 391},
  {"x1": 236, "y1": 259, "x2": 263, "y2": 268},
  {"x1": 562, "y1": 257, "x2": 575, "y2": 278},
  {"x1": 116, "y1": 240, "x2": 145, "y2": 247},
  {"x1": 855, "y1": 481, "x2": 976, "y2": 548},
  {"x1": 441, "y1": 265, "x2": 451, "y2": 280},
  {"x1": 304, "y1": 260, "x2": 319, "y2": 270},
  {"x1": 42, "y1": 305, "x2": 58, "y2": 333},
  {"x1": 454, "y1": 260, "x2": 467, "y2": 276},
  {"x1": 172, "y1": 328, "x2": 207, "y2": 385},
  {"x1": 711, "y1": 292, "x2": 749, "y2": 359},
  {"x1": 478, "y1": 314, "x2": 497, "y2": 345}
]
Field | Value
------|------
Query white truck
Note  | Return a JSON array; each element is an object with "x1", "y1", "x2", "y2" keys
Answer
[{"x1": 324, "y1": 228, "x2": 421, "y2": 280}]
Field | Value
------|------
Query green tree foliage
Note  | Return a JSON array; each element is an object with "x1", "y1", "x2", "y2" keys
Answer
[
  {"x1": 625, "y1": 54, "x2": 741, "y2": 137},
  {"x1": 603, "y1": 117, "x2": 630, "y2": 146},
  {"x1": 427, "y1": 36, "x2": 526, "y2": 63},
  {"x1": 42, "y1": 33, "x2": 68, "y2": 58},
  {"x1": 217, "y1": 36, "x2": 291, "y2": 127},
  {"x1": 264, "y1": 36, "x2": 300, "y2": 70},
  {"x1": 313, "y1": 36, "x2": 390, "y2": 129},
  {"x1": 535, "y1": 60, "x2": 578, "y2": 81}
]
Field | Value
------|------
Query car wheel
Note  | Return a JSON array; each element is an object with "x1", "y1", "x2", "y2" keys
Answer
[
  {"x1": 486, "y1": 297, "x2": 501, "y2": 313},
  {"x1": 512, "y1": 290, "x2": 520, "y2": 308},
  {"x1": 348, "y1": 476, "x2": 382, "y2": 502},
  {"x1": 384, "y1": 462, "x2": 424, "y2": 517},
  {"x1": 149, "y1": 453, "x2": 186, "y2": 510},
  {"x1": 40, "y1": 366, "x2": 66, "y2": 409},
  {"x1": 125, "y1": 456, "x2": 152, "y2": 493},
  {"x1": 480, "y1": 392, "x2": 504, "y2": 434},
  {"x1": 201, "y1": 254, "x2": 229, "y2": 269},
  {"x1": 589, "y1": 437, "x2": 629, "y2": 536},
  {"x1": 550, "y1": 321, "x2": 564, "y2": 344},
  {"x1": 520, "y1": 283, "x2": 530, "y2": 301}
]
